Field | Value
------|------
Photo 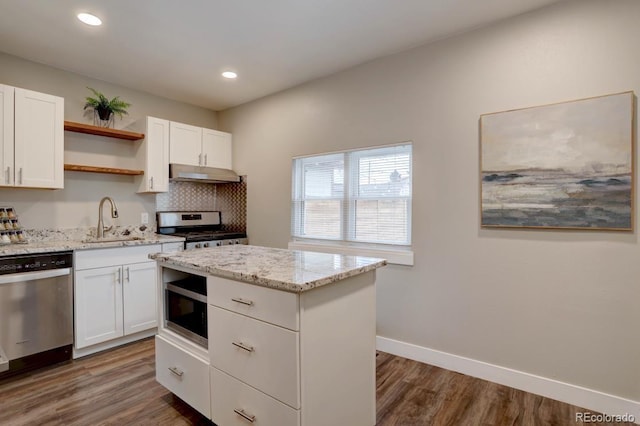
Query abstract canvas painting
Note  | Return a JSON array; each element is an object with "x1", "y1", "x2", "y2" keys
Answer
[{"x1": 480, "y1": 92, "x2": 634, "y2": 230}]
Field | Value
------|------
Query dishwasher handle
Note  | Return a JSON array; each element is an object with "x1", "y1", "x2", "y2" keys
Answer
[{"x1": 0, "y1": 268, "x2": 71, "y2": 285}]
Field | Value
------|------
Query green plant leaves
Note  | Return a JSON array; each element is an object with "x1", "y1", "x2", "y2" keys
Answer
[{"x1": 83, "y1": 87, "x2": 131, "y2": 118}]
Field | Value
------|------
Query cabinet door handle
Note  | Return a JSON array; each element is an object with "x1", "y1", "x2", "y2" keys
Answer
[
  {"x1": 125, "y1": 267, "x2": 130, "y2": 282},
  {"x1": 233, "y1": 408, "x2": 256, "y2": 423},
  {"x1": 231, "y1": 297, "x2": 254, "y2": 306},
  {"x1": 204, "y1": 154, "x2": 207, "y2": 165},
  {"x1": 232, "y1": 341, "x2": 254, "y2": 353},
  {"x1": 198, "y1": 153, "x2": 202, "y2": 166},
  {"x1": 5, "y1": 167, "x2": 10, "y2": 184},
  {"x1": 115, "y1": 269, "x2": 121, "y2": 283},
  {"x1": 168, "y1": 366, "x2": 184, "y2": 377},
  {"x1": 18, "y1": 168, "x2": 22, "y2": 185},
  {"x1": 149, "y1": 176, "x2": 154, "y2": 189}
]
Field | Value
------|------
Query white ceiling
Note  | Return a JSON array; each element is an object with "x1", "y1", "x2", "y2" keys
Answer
[{"x1": 0, "y1": 0, "x2": 563, "y2": 111}]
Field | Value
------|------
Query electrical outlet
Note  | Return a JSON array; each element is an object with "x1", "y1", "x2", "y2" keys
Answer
[{"x1": 141, "y1": 212, "x2": 149, "y2": 224}]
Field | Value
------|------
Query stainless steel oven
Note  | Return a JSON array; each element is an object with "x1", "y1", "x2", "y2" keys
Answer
[
  {"x1": 164, "y1": 275, "x2": 208, "y2": 348},
  {"x1": 156, "y1": 211, "x2": 248, "y2": 250}
]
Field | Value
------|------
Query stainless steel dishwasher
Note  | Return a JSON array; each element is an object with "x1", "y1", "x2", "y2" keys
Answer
[{"x1": 0, "y1": 251, "x2": 73, "y2": 377}]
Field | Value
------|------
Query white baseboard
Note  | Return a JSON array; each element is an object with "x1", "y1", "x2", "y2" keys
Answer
[{"x1": 376, "y1": 336, "x2": 640, "y2": 424}]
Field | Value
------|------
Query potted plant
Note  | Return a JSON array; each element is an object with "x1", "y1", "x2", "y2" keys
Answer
[{"x1": 83, "y1": 87, "x2": 131, "y2": 127}]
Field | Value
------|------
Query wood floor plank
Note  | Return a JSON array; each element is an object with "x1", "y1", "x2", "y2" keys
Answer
[{"x1": 0, "y1": 339, "x2": 633, "y2": 425}]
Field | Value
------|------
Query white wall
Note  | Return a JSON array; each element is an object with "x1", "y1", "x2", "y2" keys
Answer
[
  {"x1": 219, "y1": 0, "x2": 640, "y2": 405},
  {"x1": 0, "y1": 51, "x2": 217, "y2": 228}
]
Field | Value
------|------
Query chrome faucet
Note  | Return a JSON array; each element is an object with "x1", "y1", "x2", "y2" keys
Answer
[{"x1": 97, "y1": 196, "x2": 119, "y2": 238}]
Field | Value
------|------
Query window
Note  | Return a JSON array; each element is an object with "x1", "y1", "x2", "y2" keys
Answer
[{"x1": 292, "y1": 143, "x2": 412, "y2": 247}]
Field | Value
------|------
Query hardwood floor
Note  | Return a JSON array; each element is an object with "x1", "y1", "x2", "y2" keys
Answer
[
  {"x1": 375, "y1": 352, "x2": 632, "y2": 426},
  {"x1": 0, "y1": 339, "x2": 207, "y2": 426},
  {"x1": 0, "y1": 338, "x2": 630, "y2": 426}
]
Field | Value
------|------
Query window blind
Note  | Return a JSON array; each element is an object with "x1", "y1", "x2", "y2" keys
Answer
[{"x1": 292, "y1": 143, "x2": 412, "y2": 246}]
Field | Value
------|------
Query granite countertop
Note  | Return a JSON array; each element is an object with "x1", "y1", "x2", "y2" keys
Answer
[
  {"x1": 0, "y1": 226, "x2": 184, "y2": 256},
  {"x1": 150, "y1": 244, "x2": 387, "y2": 293}
]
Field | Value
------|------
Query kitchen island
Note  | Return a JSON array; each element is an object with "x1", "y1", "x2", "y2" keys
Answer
[{"x1": 151, "y1": 244, "x2": 386, "y2": 426}]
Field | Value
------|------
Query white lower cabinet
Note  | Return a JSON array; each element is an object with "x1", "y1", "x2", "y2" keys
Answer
[
  {"x1": 75, "y1": 266, "x2": 124, "y2": 347},
  {"x1": 123, "y1": 261, "x2": 158, "y2": 335},
  {"x1": 207, "y1": 274, "x2": 376, "y2": 426},
  {"x1": 74, "y1": 245, "x2": 160, "y2": 350},
  {"x1": 156, "y1": 267, "x2": 376, "y2": 425},
  {"x1": 211, "y1": 367, "x2": 299, "y2": 426},
  {"x1": 209, "y1": 305, "x2": 300, "y2": 408},
  {"x1": 156, "y1": 335, "x2": 210, "y2": 418},
  {"x1": 207, "y1": 275, "x2": 299, "y2": 330}
]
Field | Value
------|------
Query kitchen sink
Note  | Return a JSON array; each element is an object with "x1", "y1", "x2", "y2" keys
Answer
[{"x1": 81, "y1": 236, "x2": 145, "y2": 243}]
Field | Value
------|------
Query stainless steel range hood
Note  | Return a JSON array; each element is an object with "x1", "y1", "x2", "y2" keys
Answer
[{"x1": 169, "y1": 164, "x2": 241, "y2": 183}]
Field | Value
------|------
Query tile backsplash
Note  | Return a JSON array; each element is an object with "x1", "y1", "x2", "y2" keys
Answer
[
  {"x1": 156, "y1": 181, "x2": 216, "y2": 211},
  {"x1": 155, "y1": 179, "x2": 246, "y2": 232},
  {"x1": 216, "y1": 177, "x2": 247, "y2": 233}
]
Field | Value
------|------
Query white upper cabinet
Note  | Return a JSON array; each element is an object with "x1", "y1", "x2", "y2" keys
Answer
[
  {"x1": 169, "y1": 121, "x2": 232, "y2": 169},
  {"x1": 134, "y1": 116, "x2": 170, "y2": 193},
  {"x1": 0, "y1": 85, "x2": 64, "y2": 189},
  {"x1": 169, "y1": 121, "x2": 203, "y2": 166},
  {"x1": 0, "y1": 85, "x2": 14, "y2": 186},
  {"x1": 202, "y1": 128, "x2": 232, "y2": 169}
]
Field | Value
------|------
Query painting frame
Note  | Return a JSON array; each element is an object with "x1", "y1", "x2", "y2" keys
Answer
[{"x1": 480, "y1": 91, "x2": 635, "y2": 231}]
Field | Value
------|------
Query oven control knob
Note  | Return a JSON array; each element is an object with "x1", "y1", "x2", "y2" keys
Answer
[
  {"x1": 195, "y1": 243, "x2": 202, "y2": 249},
  {"x1": 204, "y1": 243, "x2": 210, "y2": 248},
  {"x1": 216, "y1": 241, "x2": 222, "y2": 246},
  {"x1": 234, "y1": 240, "x2": 239, "y2": 244}
]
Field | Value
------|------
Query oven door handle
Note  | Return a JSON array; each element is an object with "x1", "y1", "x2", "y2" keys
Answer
[
  {"x1": 165, "y1": 283, "x2": 208, "y2": 303},
  {"x1": 0, "y1": 268, "x2": 71, "y2": 285}
]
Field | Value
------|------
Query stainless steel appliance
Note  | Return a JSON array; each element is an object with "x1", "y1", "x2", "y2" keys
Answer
[
  {"x1": 165, "y1": 274, "x2": 208, "y2": 347},
  {"x1": 169, "y1": 163, "x2": 241, "y2": 183},
  {"x1": 156, "y1": 211, "x2": 247, "y2": 250},
  {"x1": 0, "y1": 251, "x2": 73, "y2": 377}
]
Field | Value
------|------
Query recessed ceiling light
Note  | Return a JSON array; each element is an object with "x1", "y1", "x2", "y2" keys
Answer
[
  {"x1": 222, "y1": 71, "x2": 238, "y2": 79},
  {"x1": 77, "y1": 13, "x2": 102, "y2": 26}
]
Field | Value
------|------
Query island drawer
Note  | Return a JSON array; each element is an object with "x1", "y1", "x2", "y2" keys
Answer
[
  {"x1": 207, "y1": 276, "x2": 299, "y2": 330},
  {"x1": 209, "y1": 305, "x2": 300, "y2": 409},
  {"x1": 155, "y1": 335, "x2": 210, "y2": 418},
  {"x1": 211, "y1": 366, "x2": 300, "y2": 426}
]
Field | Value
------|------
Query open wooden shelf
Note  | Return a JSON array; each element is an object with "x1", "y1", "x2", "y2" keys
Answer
[
  {"x1": 64, "y1": 164, "x2": 144, "y2": 176},
  {"x1": 64, "y1": 121, "x2": 145, "y2": 141}
]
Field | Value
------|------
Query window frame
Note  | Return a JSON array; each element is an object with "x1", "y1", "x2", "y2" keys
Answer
[{"x1": 291, "y1": 142, "x2": 413, "y2": 265}]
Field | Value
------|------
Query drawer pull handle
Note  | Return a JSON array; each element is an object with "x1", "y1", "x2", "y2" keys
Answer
[
  {"x1": 231, "y1": 297, "x2": 254, "y2": 306},
  {"x1": 168, "y1": 366, "x2": 184, "y2": 377},
  {"x1": 234, "y1": 408, "x2": 256, "y2": 423},
  {"x1": 232, "y1": 341, "x2": 255, "y2": 353}
]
